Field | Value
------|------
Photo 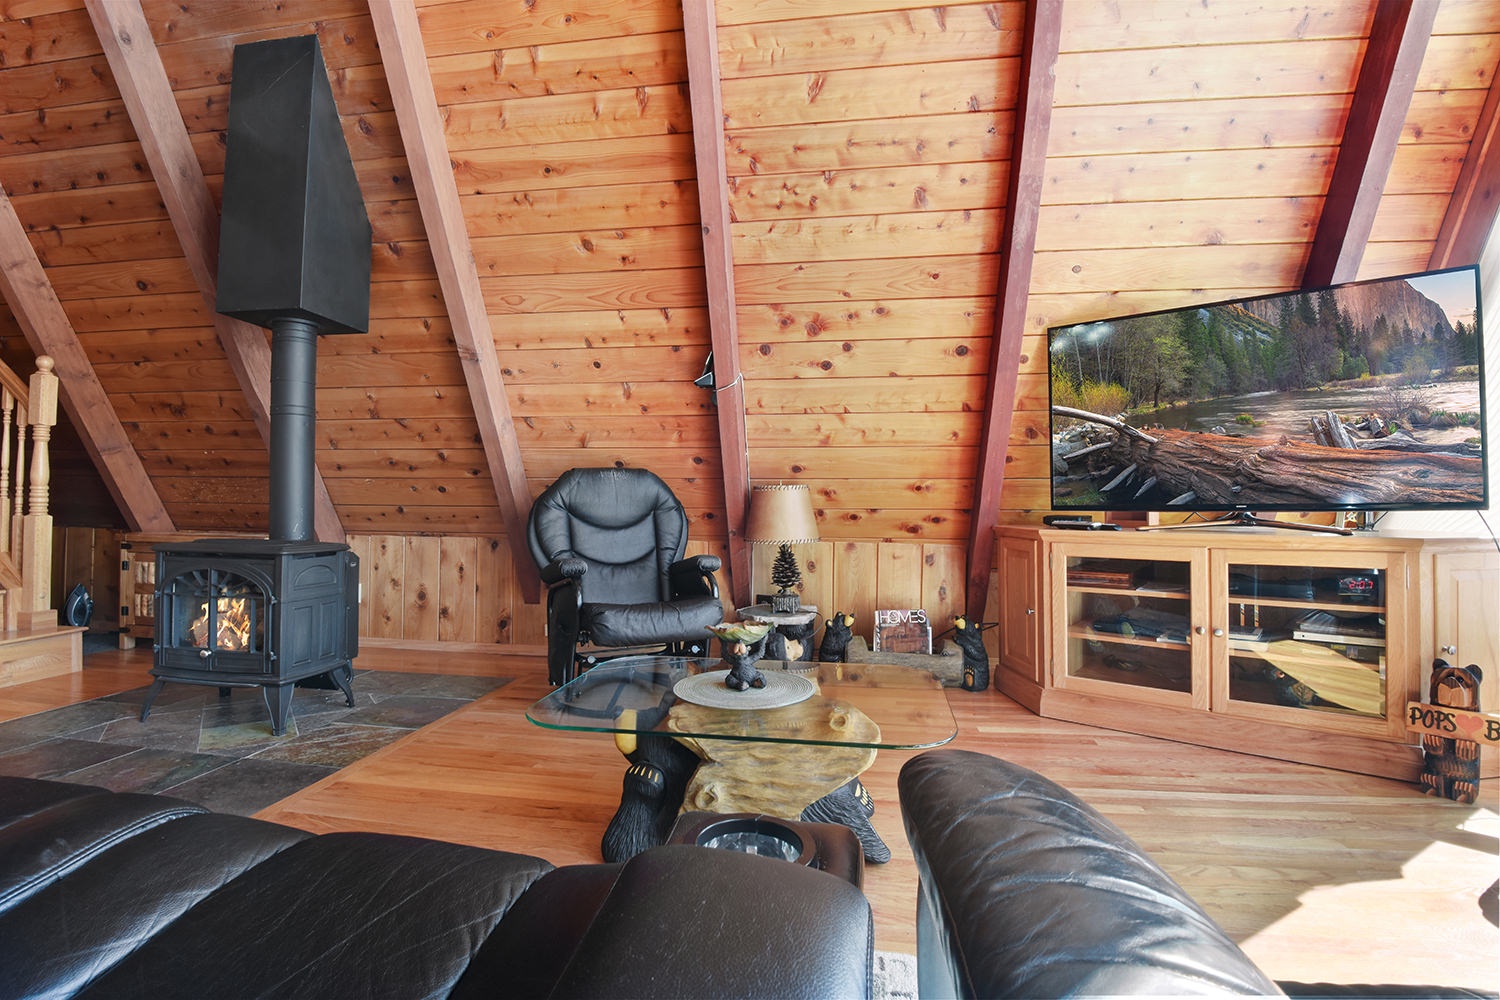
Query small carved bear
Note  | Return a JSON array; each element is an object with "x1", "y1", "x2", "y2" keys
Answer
[
  {"x1": 765, "y1": 618, "x2": 818, "y2": 662},
  {"x1": 951, "y1": 615, "x2": 993, "y2": 692},
  {"x1": 1420, "y1": 658, "x2": 1484, "y2": 804},
  {"x1": 722, "y1": 631, "x2": 771, "y2": 691},
  {"x1": 817, "y1": 612, "x2": 855, "y2": 662}
]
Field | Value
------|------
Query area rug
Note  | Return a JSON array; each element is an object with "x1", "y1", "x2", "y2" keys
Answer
[
  {"x1": 0, "y1": 670, "x2": 510, "y2": 816},
  {"x1": 873, "y1": 950, "x2": 918, "y2": 1000}
]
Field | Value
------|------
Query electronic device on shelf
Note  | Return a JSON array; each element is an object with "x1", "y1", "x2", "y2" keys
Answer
[
  {"x1": 1045, "y1": 264, "x2": 1488, "y2": 531},
  {"x1": 1044, "y1": 516, "x2": 1123, "y2": 531}
]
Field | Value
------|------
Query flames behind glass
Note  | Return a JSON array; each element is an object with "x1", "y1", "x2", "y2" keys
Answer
[{"x1": 170, "y1": 569, "x2": 265, "y2": 654}]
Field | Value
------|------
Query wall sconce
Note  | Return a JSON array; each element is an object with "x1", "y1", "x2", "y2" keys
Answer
[{"x1": 745, "y1": 483, "x2": 819, "y2": 613}]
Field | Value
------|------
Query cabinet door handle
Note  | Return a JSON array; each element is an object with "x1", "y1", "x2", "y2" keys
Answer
[
  {"x1": 1026, "y1": 608, "x2": 1036, "y2": 616},
  {"x1": 1442, "y1": 644, "x2": 1457, "y2": 655},
  {"x1": 1212, "y1": 628, "x2": 1224, "y2": 637},
  {"x1": 1194, "y1": 626, "x2": 1206, "y2": 635}
]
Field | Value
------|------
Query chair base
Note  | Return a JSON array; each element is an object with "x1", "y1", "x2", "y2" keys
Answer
[{"x1": 556, "y1": 637, "x2": 714, "y2": 686}]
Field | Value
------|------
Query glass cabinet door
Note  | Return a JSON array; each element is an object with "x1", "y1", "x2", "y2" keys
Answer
[
  {"x1": 1211, "y1": 552, "x2": 1407, "y2": 735},
  {"x1": 1055, "y1": 545, "x2": 1206, "y2": 707}
]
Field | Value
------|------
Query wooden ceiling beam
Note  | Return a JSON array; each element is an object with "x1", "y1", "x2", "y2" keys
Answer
[
  {"x1": 682, "y1": 0, "x2": 751, "y2": 608},
  {"x1": 0, "y1": 187, "x2": 173, "y2": 533},
  {"x1": 1303, "y1": 0, "x2": 1436, "y2": 287},
  {"x1": 368, "y1": 0, "x2": 539, "y2": 602},
  {"x1": 87, "y1": 0, "x2": 345, "y2": 543},
  {"x1": 963, "y1": 0, "x2": 1063, "y2": 620},
  {"x1": 1430, "y1": 71, "x2": 1500, "y2": 269}
]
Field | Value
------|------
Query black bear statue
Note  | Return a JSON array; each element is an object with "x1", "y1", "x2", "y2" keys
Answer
[
  {"x1": 951, "y1": 615, "x2": 994, "y2": 692},
  {"x1": 765, "y1": 618, "x2": 818, "y2": 662},
  {"x1": 817, "y1": 612, "x2": 855, "y2": 662}
]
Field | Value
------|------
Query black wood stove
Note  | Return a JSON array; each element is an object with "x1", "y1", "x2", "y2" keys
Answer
[
  {"x1": 139, "y1": 35, "x2": 370, "y2": 736},
  {"x1": 147, "y1": 540, "x2": 359, "y2": 735}
]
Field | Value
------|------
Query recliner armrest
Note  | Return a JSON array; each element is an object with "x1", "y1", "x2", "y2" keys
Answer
[
  {"x1": 539, "y1": 557, "x2": 588, "y2": 586},
  {"x1": 550, "y1": 845, "x2": 871, "y2": 1000},
  {"x1": 900, "y1": 749, "x2": 1283, "y2": 999},
  {"x1": 668, "y1": 554, "x2": 720, "y2": 597}
]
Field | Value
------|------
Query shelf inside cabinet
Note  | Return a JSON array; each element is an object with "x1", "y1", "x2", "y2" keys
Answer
[
  {"x1": 1069, "y1": 649, "x2": 1192, "y2": 694},
  {"x1": 1229, "y1": 639, "x2": 1386, "y2": 716},
  {"x1": 1068, "y1": 625, "x2": 1190, "y2": 652}
]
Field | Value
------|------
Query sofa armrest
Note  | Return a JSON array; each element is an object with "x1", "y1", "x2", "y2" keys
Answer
[
  {"x1": 899, "y1": 749, "x2": 1283, "y2": 999},
  {"x1": 550, "y1": 845, "x2": 871, "y2": 1000}
]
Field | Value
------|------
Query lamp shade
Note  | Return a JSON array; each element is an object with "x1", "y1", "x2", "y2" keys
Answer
[{"x1": 745, "y1": 484, "x2": 819, "y2": 544}]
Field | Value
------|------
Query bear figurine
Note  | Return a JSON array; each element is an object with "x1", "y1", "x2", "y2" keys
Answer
[
  {"x1": 765, "y1": 618, "x2": 818, "y2": 662},
  {"x1": 951, "y1": 615, "x2": 994, "y2": 692},
  {"x1": 817, "y1": 612, "x2": 855, "y2": 662},
  {"x1": 1420, "y1": 659, "x2": 1484, "y2": 804}
]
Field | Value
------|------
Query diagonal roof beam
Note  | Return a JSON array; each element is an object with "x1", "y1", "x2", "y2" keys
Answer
[
  {"x1": 87, "y1": 0, "x2": 345, "y2": 543},
  {"x1": 1429, "y1": 71, "x2": 1500, "y2": 269},
  {"x1": 682, "y1": 0, "x2": 752, "y2": 608},
  {"x1": 368, "y1": 0, "x2": 539, "y2": 602},
  {"x1": 963, "y1": 0, "x2": 1062, "y2": 619},
  {"x1": 1303, "y1": 0, "x2": 1436, "y2": 288},
  {"x1": 0, "y1": 186, "x2": 174, "y2": 533}
]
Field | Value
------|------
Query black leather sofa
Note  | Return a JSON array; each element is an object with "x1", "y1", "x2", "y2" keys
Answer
[
  {"x1": 0, "y1": 776, "x2": 872, "y2": 999},
  {"x1": 899, "y1": 749, "x2": 1497, "y2": 999}
]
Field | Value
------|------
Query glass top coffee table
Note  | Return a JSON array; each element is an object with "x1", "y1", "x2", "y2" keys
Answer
[{"x1": 527, "y1": 655, "x2": 958, "y2": 864}]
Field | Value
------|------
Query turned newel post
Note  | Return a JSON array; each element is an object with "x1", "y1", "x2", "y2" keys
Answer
[{"x1": 20, "y1": 355, "x2": 57, "y2": 625}]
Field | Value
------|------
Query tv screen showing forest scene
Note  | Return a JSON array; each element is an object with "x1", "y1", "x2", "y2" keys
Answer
[{"x1": 1048, "y1": 265, "x2": 1488, "y2": 513}]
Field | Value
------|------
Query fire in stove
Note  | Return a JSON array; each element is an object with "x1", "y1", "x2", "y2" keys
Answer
[{"x1": 190, "y1": 596, "x2": 257, "y2": 652}]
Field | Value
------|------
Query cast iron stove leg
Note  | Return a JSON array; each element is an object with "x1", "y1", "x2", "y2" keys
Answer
[
  {"x1": 328, "y1": 664, "x2": 355, "y2": 706},
  {"x1": 139, "y1": 678, "x2": 168, "y2": 723},
  {"x1": 263, "y1": 683, "x2": 294, "y2": 737}
]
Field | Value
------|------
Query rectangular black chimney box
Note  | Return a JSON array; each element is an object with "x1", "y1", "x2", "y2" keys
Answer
[{"x1": 216, "y1": 35, "x2": 371, "y2": 335}]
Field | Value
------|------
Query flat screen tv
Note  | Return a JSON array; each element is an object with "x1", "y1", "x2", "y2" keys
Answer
[{"x1": 1047, "y1": 264, "x2": 1487, "y2": 522}]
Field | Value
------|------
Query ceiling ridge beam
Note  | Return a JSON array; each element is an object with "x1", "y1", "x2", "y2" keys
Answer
[
  {"x1": 86, "y1": 0, "x2": 345, "y2": 544},
  {"x1": 368, "y1": 0, "x2": 539, "y2": 603},
  {"x1": 682, "y1": 0, "x2": 751, "y2": 608},
  {"x1": 1430, "y1": 69, "x2": 1500, "y2": 269},
  {"x1": 0, "y1": 186, "x2": 173, "y2": 533},
  {"x1": 1303, "y1": 0, "x2": 1436, "y2": 288},
  {"x1": 964, "y1": 0, "x2": 1063, "y2": 619}
]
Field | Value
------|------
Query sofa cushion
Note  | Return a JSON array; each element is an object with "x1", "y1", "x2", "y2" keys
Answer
[
  {"x1": 0, "y1": 778, "x2": 208, "y2": 912},
  {"x1": 548, "y1": 845, "x2": 873, "y2": 1000},
  {"x1": 72, "y1": 832, "x2": 553, "y2": 1000},
  {"x1": 0, "y1": 812, "x2": 309, "y2": 998}
]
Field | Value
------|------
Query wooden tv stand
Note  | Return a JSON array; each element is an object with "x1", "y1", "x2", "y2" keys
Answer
[{"x1": 993, "y1": 525, "x2": 1498, "y2": 781}]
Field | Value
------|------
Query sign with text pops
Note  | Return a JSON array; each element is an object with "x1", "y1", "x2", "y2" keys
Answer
[{"x1": 1404, "y1": 702, "x2": 1500, "y2": 745}]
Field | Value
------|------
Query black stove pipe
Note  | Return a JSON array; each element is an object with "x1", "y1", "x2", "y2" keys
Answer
[{"x1": 269, "y1": 316, "x2": 320, "y2": 542}]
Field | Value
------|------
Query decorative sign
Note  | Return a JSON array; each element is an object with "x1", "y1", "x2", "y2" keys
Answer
[
  {"x1": 872, "y1": 608, "x2": 931, "y2": 654},
  {"x1": 1404, "y1": 702, "x2": 1500, "y2": 745}
]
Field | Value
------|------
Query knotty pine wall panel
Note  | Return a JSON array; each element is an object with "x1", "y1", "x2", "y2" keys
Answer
[
  {"x1": 343, "y1": 529, "x2": 971, "y2": 654},
  {"x1": 413, "y1": 2, "x2": 720, "y2": 524},
  {"x1": 718, "y1": 2, "x2": 1021, "y2": 544},
  {"x1": 1, "y1": 0, "x2": 1495, "y2": 575}
]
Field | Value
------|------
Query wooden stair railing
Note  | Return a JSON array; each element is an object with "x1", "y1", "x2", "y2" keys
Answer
[{"x1": 0, "y1": 355, "x2": 59, "y2": 633}]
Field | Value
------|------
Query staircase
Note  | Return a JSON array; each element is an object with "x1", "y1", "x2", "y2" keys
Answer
[{"x1": 0, "y1": 355, "x2": 82, "y2": 687}]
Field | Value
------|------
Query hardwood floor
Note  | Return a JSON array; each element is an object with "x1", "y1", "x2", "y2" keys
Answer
[{"x1": 4, "y1": 645, "x2": 1496, "y2": 992}]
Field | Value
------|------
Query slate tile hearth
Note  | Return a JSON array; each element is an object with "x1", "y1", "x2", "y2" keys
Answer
[{"x1": 0, "y1": 670, "x2": 510, "y2": 815}]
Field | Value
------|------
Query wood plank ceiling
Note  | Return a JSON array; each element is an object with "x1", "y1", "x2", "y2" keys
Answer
[{"x1": 0, "y1": 0, "x2": 1496, "y2": 613}]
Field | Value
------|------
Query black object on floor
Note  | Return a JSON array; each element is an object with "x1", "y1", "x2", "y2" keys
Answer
[{"x1": 0, "y1": 671, "x2": 509, "y2": 816}]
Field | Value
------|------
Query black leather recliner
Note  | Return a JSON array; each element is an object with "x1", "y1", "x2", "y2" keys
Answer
[
  {"x1": 899, "y1": 750, "x2": 1497, "y2": 999},
  {"x1": 527, "y1": 467, "x2": 724, "y2": 685}
]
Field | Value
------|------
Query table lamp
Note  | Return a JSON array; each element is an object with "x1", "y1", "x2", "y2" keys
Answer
[{"x1": 745, "y1": 483, "x2": 819, "y2": 613}]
